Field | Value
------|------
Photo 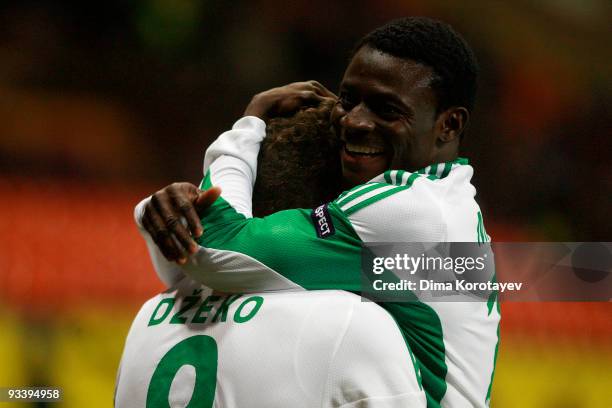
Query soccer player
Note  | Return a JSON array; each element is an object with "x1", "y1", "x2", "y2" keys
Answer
[
  {"x1": 141, "y1": 17, "x2": 500, "y2": 407},
  {"x1": 117, "y1": 102, "x2": 426, "y2": 407}
]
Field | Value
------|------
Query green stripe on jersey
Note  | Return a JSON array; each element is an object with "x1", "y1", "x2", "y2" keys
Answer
[
  {"x1": 342, "y1": 173, "x2": 421, "y2": 216},
  {"x1": 405, "y1": 172, "x2": 421, "y2": 187},
  {"x1": 383, "y1": 302, "x2": 447, "y2": 408},
  {"x1": 335, "y1": 182, "x2": 378, "y2": 202},
  {"x1": 395, "y1": 170, "x2": 406, "y2": 184},
  {"x1": 364, "y1": 249, "x2": 448, "y2": 407},
  {"x1": 382, "y1": 170, "x2": 413, "y2": 186},
  {"x1": 343, "y1": 185, "x2": 407, "y2": 216},
  {"x1": 388, "y1": 314, "x2": 423, "y2": 392},
  {"x1": 477, "y1": 211, "x2": 489, "y2": 244},
  {"x1": 384, "y1": 160, "x2": 467, "y2": 185},
  {"x1": 335, "y1": 183, "x2": 388, "y2": 207},
  {"x1": 415, "y1": 157, "x2": 469, "y2": 179},
  {"x1": 487, "y1": 274, "x2": 498, "y2": 316},
  {"x1": 476, "y1": 211, "x2": 483, "y2": 244},
  {"x1": 485, "y1": 321, "x2": 500, "y2": 405},
  {"x1": 440, "y1": 162, "x2": 452, "y2": 178}
]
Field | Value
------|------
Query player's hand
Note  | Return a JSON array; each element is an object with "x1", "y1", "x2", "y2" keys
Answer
[
  {"x1": 244, "y1": 80, "x2": 337, "y2": 121},
  {"x1": 142, "y1": 182, "x2": 221, "y2": 264}
]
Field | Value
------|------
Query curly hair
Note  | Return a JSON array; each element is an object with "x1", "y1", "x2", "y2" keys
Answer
[
  {"x1": 252, "y1": 100, "x2": 342, "y2": 217},
  {"x1": 354, "y1": 17, "x2": 479, "y2": 114}
]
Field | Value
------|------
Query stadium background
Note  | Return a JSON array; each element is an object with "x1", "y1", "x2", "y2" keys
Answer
[{"x1": 0, "y1": 1, "x2": 610, "y2": 406}]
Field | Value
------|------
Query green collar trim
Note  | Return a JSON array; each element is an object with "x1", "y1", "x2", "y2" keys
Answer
[{"x1": 383, "y1": 157, "x2": 469, "y2": 185}]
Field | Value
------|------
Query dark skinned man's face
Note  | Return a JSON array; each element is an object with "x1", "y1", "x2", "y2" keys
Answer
[{"x1": 331, "y1": 45, "x2": 442, "y2": 188}]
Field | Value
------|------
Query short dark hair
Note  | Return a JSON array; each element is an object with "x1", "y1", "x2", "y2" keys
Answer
[
  {"x1": 252, "y1": 100, "x2": 342, "y2": 217},
  {"x1": 354, "y1": 17, "x2": 479, "y2": 114}
]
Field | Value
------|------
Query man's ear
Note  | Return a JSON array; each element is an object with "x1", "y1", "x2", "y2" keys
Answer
[{"x1": 437, "y1": 107, "x2": 469, "y2": 143}]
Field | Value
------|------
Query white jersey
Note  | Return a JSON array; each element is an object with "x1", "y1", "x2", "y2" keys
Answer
[
  {"x1": 115, "y1": 278, "x2": 425, "y2": 407},
  {"x1": 134, "y1": 116, "x2": 500, "y2": 407}
]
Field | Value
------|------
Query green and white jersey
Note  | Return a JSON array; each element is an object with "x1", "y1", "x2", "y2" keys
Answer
[
  {"x1": 135, "y1": 116, "x2": 500, "y2": 407},
  {"x1": 115, "y1": 278, "x2": 426, "y2": 407}
]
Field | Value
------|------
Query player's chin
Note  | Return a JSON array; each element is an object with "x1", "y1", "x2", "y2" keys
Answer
[
  {"x1": 341, "y1": 151, "x2": 388, "y2": 187},
  {"x1": 341, "y1": 170, "x2": 364, "y2": 189}
]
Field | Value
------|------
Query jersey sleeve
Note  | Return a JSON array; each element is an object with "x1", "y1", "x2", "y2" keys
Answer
[
  {"x1": 133, "y1": 116, "x2": 266, "y2": 287},
  {"x1": 202, "y1": 116, "x2": 266, "y2": 218},
  {"x1": 187, "y1": 189, "x2": 365, "y2": 292}
]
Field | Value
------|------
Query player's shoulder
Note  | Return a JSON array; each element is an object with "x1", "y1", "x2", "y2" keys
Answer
[
  {"x1": 330, "y1": 159, "x2": 476, "y2": 242},
  {"x1": 324, "y1": 297, "x2": 424, "y2": 398},
  {"x1": 332, "y1": 171, "x2": 442, "y2": 218},
  {"x1": 334, "y1": 160, "x2": 475, "y2": 213},
  {"x1": 283, "y1": 289, "x2": 363, "y2": 311},
  {"x1": 287, "y1": 291, "x2": 405, "y2": 355},
  {"x1": 332, "y1": 176, "x2": 446, "y2": 242},
  {"x1": 289, "y1": 291, "x2": 404, "y2": 335}
]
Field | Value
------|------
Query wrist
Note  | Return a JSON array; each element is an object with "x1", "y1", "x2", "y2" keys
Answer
[{"x1": 244, "y1": 94, "x2": 271, "y2": 121}]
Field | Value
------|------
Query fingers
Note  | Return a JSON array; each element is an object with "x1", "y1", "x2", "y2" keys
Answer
[
  {"x1": 289, "y1": 81, "x2": 337, "y2": 111},
  {"x1": 142, "y1": 182, "x2": 202, "y2": 264},
  {"x1": 274, "y1": 91, "x2": 322, "y2": 117},
  {"x1": 142, "y1": 202, "x2": 187, "y2": 264},
  {"x1": 245, "y1": 81, "x2": 336, "y2": 120},
  {"x1": 298, "y1": 89, "x2": 325, "y2": 106},
  {"x1": 307, "y1": 80, "x2": 337, "y2": 99},
  {"x1": 151, "y1": 190, "x2": 199, "y2": 256},
  {"x1": 293, "y1": 81, "x2": 336, "y2": 102},
  {"x1": 194, "y1": 186, "x2": 222, "y2": 214},
  {"x1": 169, "y1": 186, "x2": 204, "y2": 239},
  {"x1": 141, "y1": 183, "x2": 220, "y2": 264}
]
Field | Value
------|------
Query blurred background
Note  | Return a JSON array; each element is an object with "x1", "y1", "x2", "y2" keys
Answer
[{"x1": 0, "y1": 0, "x2": 610, "y2": 406}]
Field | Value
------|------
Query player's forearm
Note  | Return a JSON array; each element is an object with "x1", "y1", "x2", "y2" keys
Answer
[
  {"x1": 191, "y1": 198, "x2": 364, "y2": 293},
  {"x1": 132, "y1": 115, "x2": 266, "y2": 288}
]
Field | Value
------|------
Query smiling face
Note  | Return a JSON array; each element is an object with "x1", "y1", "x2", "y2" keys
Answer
[{"x1": 331, "y1": 46, "x2": 452, "y2": 187}]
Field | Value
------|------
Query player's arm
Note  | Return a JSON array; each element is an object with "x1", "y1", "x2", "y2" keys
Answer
[
  {"x1": 133, "y1": 113, "x2": 263, "y2": 285},
  {"x1": 188, "y1": 183, "x2": 365, "y2": 292},
  {"x1": 136, "y1": 81, "x2": 335, "y2": 285},
  {"x1": 186, "y1": 168, "x2": 445, "y2": 293}
]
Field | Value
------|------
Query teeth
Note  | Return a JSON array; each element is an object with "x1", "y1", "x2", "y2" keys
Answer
[{"x1": 345, "y1": 142, "x2": 384, "y2": 154}]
